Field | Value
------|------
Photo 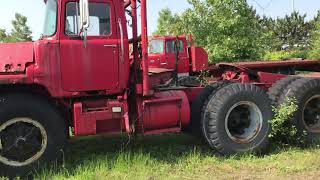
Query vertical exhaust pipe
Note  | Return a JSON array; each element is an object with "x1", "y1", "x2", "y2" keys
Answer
[
  {"x1": 131, "y1": 0, "x2": 139, "y2": 74},
  {"x1": 140, "y1": 0, "x2": 151, "y2": 96}
]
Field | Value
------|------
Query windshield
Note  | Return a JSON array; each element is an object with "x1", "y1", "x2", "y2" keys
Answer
[
  {"x1": 149, "y1": 39, "x2": 164, "y2": 54},
  {"x1": 42, "y1": 0, "x2": 57, "y2": 37}
]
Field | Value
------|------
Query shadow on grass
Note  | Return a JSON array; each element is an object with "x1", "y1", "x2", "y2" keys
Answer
[
  {"x1": 65, "y1": 133, "x2": 211, "y2": 163},
  {"x1": 36, "y1": 133, "x2": 318, "y2": 178},
  {"x1": 36, "y1": 134, "x2": 213, "y2": 176}
]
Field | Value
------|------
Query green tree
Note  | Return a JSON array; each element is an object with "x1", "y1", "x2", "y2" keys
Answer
[
  {"x1": 154, "y1": 0, "x2": 270, "y2": 62},
  {"x1": 311, "y1": 10, "x2": 320, "y2": 25},
  {"x1": 258, "y1": 16, "x2": 282, "y2": 50},
  {"x1": 308, "y1": 19, "x2": 320, "y2": 59},
  {"x1": 273, "y1": 11, "x2": 313, "y2": 50},
  {"x1": 9, "y1": 13, "x2": 32, "y2": 42},
  {"x1": 153, "y1": 8, "x2": 180, "y2": 36},
  {"x1": 0, "y1": 13, "x2": 32, "y2": 43},
  {"x1": 0, "y1": 28, "x2": 7, "y2": 42}
]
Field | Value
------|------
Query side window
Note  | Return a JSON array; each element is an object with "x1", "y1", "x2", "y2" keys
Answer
[
  {"x1": 65, "y1": 2, "x2": 111, "y2": 36},
  {"x1": 166, "y1": 40, "x2": 184, "y2": 53}
]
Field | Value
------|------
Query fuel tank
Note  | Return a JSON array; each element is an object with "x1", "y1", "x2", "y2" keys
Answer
[{"x1": 142, "y1": 90, "x2": 190, "y2": 133}]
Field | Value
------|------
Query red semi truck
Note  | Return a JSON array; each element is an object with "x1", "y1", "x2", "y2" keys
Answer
[
  {"x1": 148, "y1": 35, "x2": 207, "y2": 86},
  {"x1": 1, "y1": 0, "x2": 320, "y2": 177},
  {"x1": 148, "y1": 35, "x2": 195, "y2": 75}
]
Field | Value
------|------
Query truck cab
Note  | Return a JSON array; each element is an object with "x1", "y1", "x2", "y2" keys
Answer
[
  {"x1": 148, "y1": 36, "x2": 190, "y2": 75},
  {"x1": 148, "y1": 35, "x2": 210, "y2": 81},
  {"x1": 32, "y1": 0, "x2": 130, "y2": 97}
]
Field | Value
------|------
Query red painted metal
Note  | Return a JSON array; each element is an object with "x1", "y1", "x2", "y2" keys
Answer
[
  {"x1": 131, "y1": 0, "x2": 139, "y2": 83},
  {"x1": 142, "y1": 90, "x2": 190, "y2": 133},
  {"x1": 148, "y1": 36, "x2": 190, "y2": 74},
  {"x1": 60, "y1": 39, "x2": 120, "y2": 92},
  {"x1": 59, "y1": 0, "x2": 129, "y2": 93},
  {"x1": 257, "y1": 72, "x2": 287, "y2": 86},
  {"x1": 73, "y1": 100, "x2": 128, "y2": 136},
  {"x1": 217, "y1": 59, "x2": 320, "y2": 72},
  {"x1": 188, "y1": 34, "x2": 193, "y2": 47},
  {"x1": 190, "y1": 47, "x2": 209, "y2": 72},
  {"x1": 33, "y1": 0, "x2": 131, "y2": 97},
  {"x1": 148, "y1": 36, "x2": 209, "y2": 74},
  {"x1": 141, "y1": 0, "x2": 151, "y2": 96},
  {"x1": 148, "y1": 52, "x2": 166, "y2": 70},
  {"x1": 0, "y1": 42, "x2": 34, "y2": 73}
]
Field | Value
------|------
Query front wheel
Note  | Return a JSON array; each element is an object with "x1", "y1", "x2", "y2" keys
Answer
[
  {"x1": 201, "y1": 83, "x2": 272, "y2": 155},
  {"x1": 0, "y1": 94, "x2": 67, "y2": 178}
]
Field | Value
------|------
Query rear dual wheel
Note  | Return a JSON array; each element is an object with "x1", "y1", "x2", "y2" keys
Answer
[
  {"x1": 277, "y1": 78, "x2": 320, "y2": 144},
  {"x1": 188, "y1": 81, "x2": 233, "y2": 136},
  {"x1": 268, "y1": 76, "x2": 301, "y2": 106},
  {"x1": 201, "y1": 83, "x2": 272, "y2": 155}
]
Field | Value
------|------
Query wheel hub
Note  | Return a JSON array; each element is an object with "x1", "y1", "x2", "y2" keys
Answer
[
  {"x1": 15, "y1": 137, "x2": 27, "y2": 147},
  {"x1": 0, "y1": 118, "x2": 47, "y2": 167},
  {"x1": 303, "y1": 95, "x2": 320, "y2": 132},
  {"x1": 225, "y1": 101, "x2": 263, "y2": 143}
]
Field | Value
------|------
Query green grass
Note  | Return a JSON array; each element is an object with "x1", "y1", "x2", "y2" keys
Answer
[{"x1": 30, "y1": 134, "x2": 320, "y2": 180}]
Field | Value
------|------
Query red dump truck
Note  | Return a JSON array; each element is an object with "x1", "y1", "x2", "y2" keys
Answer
[{"x1": 0, "y1": 0, "x2": 320, "y2": 177}]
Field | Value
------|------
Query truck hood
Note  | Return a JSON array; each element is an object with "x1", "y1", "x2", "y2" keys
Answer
[{"x1": 0, "y1": 42, "x2": 34, "y2": 73}]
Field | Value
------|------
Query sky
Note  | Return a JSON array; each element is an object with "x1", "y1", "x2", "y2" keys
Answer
[{"x1": 0, "y1": 0, "x2": 319, "y2": 40}]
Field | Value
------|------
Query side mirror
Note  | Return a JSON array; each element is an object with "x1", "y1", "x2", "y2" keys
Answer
[
  {"x1": 79, "y1": 0, "x2": 90, "y2": 32},
  {"x1": 79, "y1": 0, "x2": 89, "y2": 47}
]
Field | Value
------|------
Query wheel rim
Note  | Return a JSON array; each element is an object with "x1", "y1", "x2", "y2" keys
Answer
[
  {"x1": 225, "y1": 101, "x2": 263, "y2": 143},
  {"x1": 0, "y1": 118, "x2": 47, "y2": 167},
  {"x1": 303, "y1": 95, "x2": 320, "y2": 133}
]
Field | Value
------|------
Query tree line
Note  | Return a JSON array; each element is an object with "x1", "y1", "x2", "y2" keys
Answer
[
  {"x1": 153, "y1": 0, "x2": 320, "y2": 62},
  {"x1": 1, "y1": 5, "x2": 319, "y2": 63},
  {"x1": 0, "y1": 13, "x2": 32, "y2": 43}
]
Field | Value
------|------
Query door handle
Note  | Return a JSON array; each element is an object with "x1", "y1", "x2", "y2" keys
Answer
[{"x1": 104, "y1": 44, "x2": 118, "y2": 48}]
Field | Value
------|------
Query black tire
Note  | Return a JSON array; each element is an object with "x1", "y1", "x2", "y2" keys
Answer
[
  {"x1": 201, "y1": 83, "x2": 272, "y2": 155},
  {"x1": 279, "y1": 78, "x2": 320, "y2": 144},
  {"x1": 0, "y1": 94, "x2": 67, "y2": 178},
  {"x1": 188, "y1": 81, "x2": 233, "y2": 135},
  {"x1": 268, "y1": 76, "x2": 301, "y2": 106}
]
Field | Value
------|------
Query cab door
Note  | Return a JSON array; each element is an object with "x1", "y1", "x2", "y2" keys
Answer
[
  {"x1": 165, "y1": 39, "x2": 189, "y2": 73},
  {"x1": 60, "y1": 0, "x2": 119, "y2": 92}
]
